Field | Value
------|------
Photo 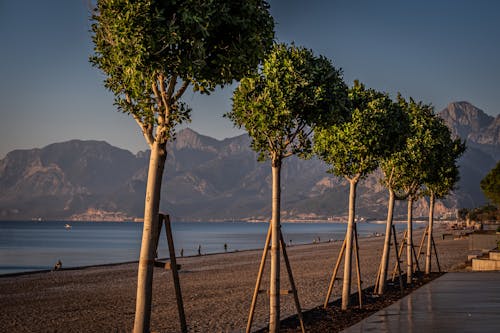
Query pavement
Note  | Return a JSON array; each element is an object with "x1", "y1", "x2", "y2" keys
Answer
[{"x1": 343, "y1": 272, "x2": 500, "y2": 333}]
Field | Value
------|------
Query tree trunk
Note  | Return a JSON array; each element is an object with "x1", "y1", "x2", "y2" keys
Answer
[
  {"x1": 341, "y1": 178, "x2": 358, "y2": 310},
  {"x1": 406, "y1": 196, "x2": 414, "y2": 285},
  {"x1": 377, "y1": 188, "x2": 395, "y2": 294},
  {"x1": 425, "y1": 191, "x2": 435, "y2": 274},
  {"x1": 134, "y1": 141, "x2": 167, "y2": 333},
  {"x1": 269, "y1": 159, "x2": 281, "y2": 332}
]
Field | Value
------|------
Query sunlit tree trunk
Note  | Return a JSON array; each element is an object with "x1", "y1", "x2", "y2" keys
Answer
[
  {"x1": 134, "y1": 141, "x2": 167, "y2": 333},
  {"x1": 342, "y1": 177, "x2": 358, "y2": 310},
  {"x1": 406, "y1": 196, "x2": 414, "y2": 285},
  {"x1": 425, "y1": 191, "x2": 435, "y2": 274},
  {"x1": 269, "y1": 158, "x2": 281, "y2": 332},
  {"x1": 377, "y1": 188, "x2": 395, "y2": 294}
]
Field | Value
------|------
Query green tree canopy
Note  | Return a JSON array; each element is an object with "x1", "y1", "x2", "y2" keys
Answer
[
  {"x1": 380, "y1": 96, "x2": 436, "y2": 197},
  {"x1": 315, "y1": 81, "x2": 408, "y2": 181},
  {"x1": 481, "y1": 160, "x2": 500, "y2": 207},
  {"x1": 227, "y1": 43, "x2": 348, "y2": 165},
  {"x1": 91, "y1": 0, "x2": 275, "y2": 145},
  {"x1": 423, "y1": 116, "x2": 466, "y2": 198}
]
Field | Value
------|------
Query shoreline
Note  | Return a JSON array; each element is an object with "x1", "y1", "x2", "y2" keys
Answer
[
  {"x1": 0, "y1": 225, "x2": 470, "y2": 332},
  {"x1": 0, "y1": 218, "x2": 457, "y2": 223},
  {"x1": 0, "y1": 224, "x2": 426, "y2": 277}
]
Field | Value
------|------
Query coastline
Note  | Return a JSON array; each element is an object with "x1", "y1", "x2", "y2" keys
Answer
[
  {"x1": 0, "y1": 220, "x2": 428, "y2": 277},
  {"x1": 0, "y1": 225, "x2": 469, "y2": 332}
]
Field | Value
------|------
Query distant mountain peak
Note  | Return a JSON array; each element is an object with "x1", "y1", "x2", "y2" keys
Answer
[
  {"x1": 441, "y1": 101, "x2": 491, "y2": 121},
  {"x1": 173, "y1": 128, "x2": 220, "y2": 151},
  {"x1": 439, "y1": 101, "x2": 494, "y2": 140}
]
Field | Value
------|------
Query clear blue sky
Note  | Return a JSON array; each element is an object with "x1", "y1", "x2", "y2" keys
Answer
[{"x1": 1, "y1": 0, "x2": 499, "y2": 158}]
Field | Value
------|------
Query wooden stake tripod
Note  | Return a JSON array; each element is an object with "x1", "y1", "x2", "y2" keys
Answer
[
  {"x1": 374, "y1": 225, "x2": 404, "y2": 294},
  {"x1": 323, "y1": 224, "x2": 363, "y2": 309},
  {"x1": 246, "y1": 224, "x2": 305, "y2": 333},
  {"x1": 153, "y1": 214, "x2": 187, "y2": 333},
  {"x1": 414, "y1": 224, "x2": 441, "y2": 273},
  {"x1": 390, "y1": 229, "x2": 420, "y2": 282}
]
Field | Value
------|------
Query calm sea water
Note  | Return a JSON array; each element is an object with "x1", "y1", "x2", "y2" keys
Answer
[{"x1": 0, "y1": 221, "x2": 414, "y2": 275}]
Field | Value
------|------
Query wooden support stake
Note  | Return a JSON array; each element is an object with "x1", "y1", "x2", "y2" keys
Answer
[
  {"x1": 163, "y1": 215, "x2": 187, "y2": 333},
  {"x1": 164, "y1": 262, "x2": 181, "y2": 270},
  {"x1": 411, "y1": 237, "x2": 421, "y2": 274},
  {"x1": 324, "y1": 226, "x2": 363, "y2": 309},
  {"x1": 391, "y1": 225, "x2": 404, "y2": 294},
  {"x1": 353, "y1": 224, "x2": 363, "y2": 309},
  {"x1": 246, "y1": 224, "x2": 272, "y2": 333},
  {"x1": 246, "y1": 225, "x2": 305, "y2": 333},
  {"x1": 280, "y1": 229, "x2": 305, "y2": 333},
  {"x1": 324, "y1": 238, "x2": 346, "y2": 308},
  {"x1": 374, "y1": 259, "x2": 382, "y2": 294},
  {"x1": 153, "y1": 215, "x2": 163, "y2": 260},
  {"x1": 392, "y1": 230, "x2": 407, "y2": 281},
  {"x1": 431, "y1": 235, "x2": 441, "y2": 272},
  {"x1": 414, "y1": 225, "x2": 428, "y2": 272}
]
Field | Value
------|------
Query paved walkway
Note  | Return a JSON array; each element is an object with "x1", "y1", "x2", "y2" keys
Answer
[{"x1": 343, "y1": 272, "x2": 500, "y2": 333}]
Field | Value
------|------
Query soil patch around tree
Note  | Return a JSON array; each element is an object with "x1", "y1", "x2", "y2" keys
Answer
[{"x1": 255, "y1": 272, "x2": 444, "y2": 332}]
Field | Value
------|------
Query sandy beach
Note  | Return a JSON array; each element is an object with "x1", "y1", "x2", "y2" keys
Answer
[{"x1": 0, "y1": 225, "x2": 469, "y2": 332}]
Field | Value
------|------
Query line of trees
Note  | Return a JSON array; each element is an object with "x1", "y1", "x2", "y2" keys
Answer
[
  {"x1": 90, "y1": 1, "x2": 465, "y2": 332},
  {"x1": 229, "y1": 49, "x2": 465, "y2": 318}
]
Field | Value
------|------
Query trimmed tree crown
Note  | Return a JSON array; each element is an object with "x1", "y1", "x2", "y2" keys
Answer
[
  {"x1": 422, "y1": 116, "x2": 466, "y2": 198},
  {"x1": 226, "y1": 43, "x2": 348, "y2": 164},
  {"x1": 315, "y1": 81, "x2": 409, "y2": 181},
  {"x1": 381, "y1": 96, "x2": 439, "y2": 197},
  {"x1": 90, "y1": 0, "x2": 274, "y2": 143}
]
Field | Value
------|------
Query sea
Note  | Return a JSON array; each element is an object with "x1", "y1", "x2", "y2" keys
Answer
[{"x1": 0, "y1": 220, "x2": 417, "y2": 276}]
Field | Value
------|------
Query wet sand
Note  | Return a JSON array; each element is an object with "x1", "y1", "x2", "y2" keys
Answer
[{"x1": 0, "y1": 225, "x2": 469, "y2": 332}]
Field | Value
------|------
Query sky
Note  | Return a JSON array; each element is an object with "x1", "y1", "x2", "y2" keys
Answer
[{"x1": 1, "y1": 0, "x2": 499, "y2": 158}]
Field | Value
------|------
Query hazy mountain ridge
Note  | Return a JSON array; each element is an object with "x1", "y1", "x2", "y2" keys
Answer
[
  {"x1": 0, "y1": 101, "x2": 498, "y2": 221},
  {"x1": 437, "y1": 102, "x2": 499, "y2": 208},
  {"x1": 440, "y1": 101, "x2": 500, "y2": 159}
]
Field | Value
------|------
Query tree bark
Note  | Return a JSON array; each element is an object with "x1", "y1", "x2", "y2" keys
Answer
[
  {"x1": 425, "y1": 191, "x2": 435, "y2": 274},
  {"x1": 341, "y1": 178, "x2": 358, "y2": 310},
  {"x1": 134, "y1": 141, "x2": 167, "y2": 333},
  {"x1": 406, "y1": 196, "x2": 414, "y2": 285},
  {"x1": 377, "y1": 188, "x2": 395, "y2": 294},
  {"x1": 269, "y1": 159, "x2": 281, "y2": 332}
]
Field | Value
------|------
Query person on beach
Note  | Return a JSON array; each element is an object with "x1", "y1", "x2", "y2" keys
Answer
[
  {"x1": 224, "y1": 243, "x2": 228, "y2": 252},
  {"x1": 198, "y1": 244, "x2": 201, "y2": 256},
  {"x1": 180, "y1": 248, "x2": 184, "y2": 257},
  {"x1": 53, "y1": 260, "x2": 62, "y2": 271}
]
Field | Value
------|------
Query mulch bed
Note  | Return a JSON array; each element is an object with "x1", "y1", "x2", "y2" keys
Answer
[{"x1": 255, "y1": 272, "x2": 444, "y2": 332}]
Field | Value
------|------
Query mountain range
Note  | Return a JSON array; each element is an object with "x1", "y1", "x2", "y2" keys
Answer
[{"x1": 0, "y1": 101, "x2": 498, "y2": 221}]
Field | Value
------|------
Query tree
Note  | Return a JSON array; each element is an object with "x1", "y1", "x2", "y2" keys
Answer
[
  {"x1": 378, "y1": 97, "x2": 437, "y2": 287},
  {"x1": 481, "y1": 161, "x2": 500, "y2": 207},
  {"x1": 314, "y1": 81, "x2": 407, "y2": 310},
  {"x1": 423, "y1": 117, "x2": 465, "y2": 274},
  {"x1": 374, "y1": 95, "x2": 412, "y2": 295},
  {"x1": 90, "y1": 1, "x2": 274, "y2": 332},
  {"x1": 226, "y1": 43, "x2": 347, "y2": 332}
]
